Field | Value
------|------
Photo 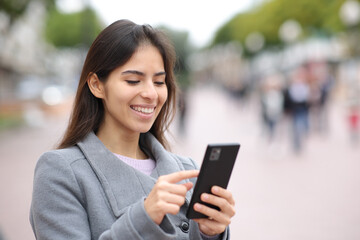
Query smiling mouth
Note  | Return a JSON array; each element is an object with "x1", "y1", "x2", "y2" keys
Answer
[{"x1": 130, "y1": 106, "x2": 155, "y2": 114}]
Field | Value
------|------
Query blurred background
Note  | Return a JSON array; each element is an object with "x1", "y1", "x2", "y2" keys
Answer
[{"x1": 0, "y1": 0, "x2": 359, "y2": 239}]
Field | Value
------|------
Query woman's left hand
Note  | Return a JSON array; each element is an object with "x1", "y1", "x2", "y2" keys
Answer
[{"x1": 192, "y1": 186, "x2": 235, "y2": 236}]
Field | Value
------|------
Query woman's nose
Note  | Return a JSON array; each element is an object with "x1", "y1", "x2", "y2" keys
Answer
[{"x1": 140, "y1": 81, "x2": 157, "y2": 100}]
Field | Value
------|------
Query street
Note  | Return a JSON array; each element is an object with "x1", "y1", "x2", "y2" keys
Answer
[{"x1": 0, "y1": 84, "x2": 359, "y2": 240}]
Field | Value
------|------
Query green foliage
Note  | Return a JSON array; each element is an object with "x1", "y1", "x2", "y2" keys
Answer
[
  {"x1": 213, "y1": 0, "x2": 356, "y2": 55},
  {"x1": 0, "y1": 0, "x2": 30, "y2": 22},
  {"x1": 45, "y1": 7, "x2": 103, "y2": 48},
  {"x1": 0, "y1": 0, "x2": 55, "y2": 23}
]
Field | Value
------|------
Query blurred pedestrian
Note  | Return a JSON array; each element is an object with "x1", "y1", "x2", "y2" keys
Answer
[
  {"x1": 178, "y1": 88, "x2": 188, "y2": 135},
  {"x1": 346, "y1": 87, "x2": 360, "y2": 146},
  {"x1": 348, "y1": 104, "x2": 360, "y2": 144},
  {"x1": 260, "y1": 73, "x2": 284, "y2": 141},
  {"x1": 285, "y1": 66, "x2": 310, "y2": 154},
  {"x1": 306, "y1": 61, "x2": 334, "y2": 134},
  {"x1": 30, "y1": 20, "x2": 235, "y2": 240}
]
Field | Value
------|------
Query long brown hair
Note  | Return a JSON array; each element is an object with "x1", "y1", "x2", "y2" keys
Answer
[{"x1": 58, "y1": 20, "x2": 177, "y2": 149}]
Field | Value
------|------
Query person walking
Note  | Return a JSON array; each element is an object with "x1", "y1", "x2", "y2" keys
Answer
[
  {"x1": 285, "y1": 66, "x2": 310, "y2": 153},
  {"x1": 29, "y1": 20, "x2": 235, "y2": 240}
]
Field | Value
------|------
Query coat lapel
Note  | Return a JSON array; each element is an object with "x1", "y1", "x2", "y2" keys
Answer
[
  {"x1": 77, "y1": 132, "x2": 149, "y2": 217},
  {"x1": 77, "y1": 132, "x2": 192, "y2": 218},
  {"x1": 140, "y1": 133, "x2": 194, "y2": 203}
]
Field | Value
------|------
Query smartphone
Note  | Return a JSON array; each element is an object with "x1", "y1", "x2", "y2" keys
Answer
[{"x1": 186, "y1": 143, "x2": 240, "y2": 219}]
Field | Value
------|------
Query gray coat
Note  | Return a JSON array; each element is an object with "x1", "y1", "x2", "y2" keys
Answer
[{"x1": 30, "y1": 132, "x2": 230, "y2": 239}]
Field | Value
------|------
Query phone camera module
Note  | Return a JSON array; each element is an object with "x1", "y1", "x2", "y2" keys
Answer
[{"x1": 210, "y1": 148, "x2": 221, "y2": 161}]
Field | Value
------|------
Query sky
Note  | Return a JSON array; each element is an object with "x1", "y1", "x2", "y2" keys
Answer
[{"x1": 57, "y1": 0, "x2": 255, "y2": 47}]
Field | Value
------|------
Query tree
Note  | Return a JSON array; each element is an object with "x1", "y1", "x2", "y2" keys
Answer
[
  {"x1": 0, "y1": 0, "x2": 55, "y2": 25},
  {"x1": 212, "y1": 0, "x2": 353, "y2": 56},
  {"x1": 44, "y1": 7, "x2": 103, "y2": 48}
]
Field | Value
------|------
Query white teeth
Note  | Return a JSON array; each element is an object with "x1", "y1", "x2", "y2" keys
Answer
[{"x1": 132, "y1": 106, "x2": 154, "y2": 114}]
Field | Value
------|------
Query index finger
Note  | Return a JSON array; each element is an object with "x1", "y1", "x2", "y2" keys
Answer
[{"x1": 160, "y1": 170, "x2": 199, "y2": 183}]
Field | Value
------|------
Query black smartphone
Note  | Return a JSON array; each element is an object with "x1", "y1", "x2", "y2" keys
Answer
[{"x1": 186, "y1": 143, "x2": 240, "y2": 219}]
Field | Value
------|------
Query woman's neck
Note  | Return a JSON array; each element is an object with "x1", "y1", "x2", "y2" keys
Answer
[{"x1": 96, "y1": 125, "x2": 147, "y2": 159}]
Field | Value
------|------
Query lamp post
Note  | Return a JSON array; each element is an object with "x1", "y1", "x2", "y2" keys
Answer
[
  {"x1": 278, "y1": 19, "x2": 303, "y2": 70},
  {"x1": 339, "y1": 0, "x2": 360, "y2": 57},
  {"x1": 245, "y1": 31, "x2": 265, "y2": 53},
  {"x1": 278, "y1": 19, "x2": 302, "y2": 44}
]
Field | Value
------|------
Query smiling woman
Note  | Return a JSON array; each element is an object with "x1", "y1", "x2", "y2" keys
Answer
[
  {"x1": 57, "y1": 21, "x2": 177, "y2": 150},
  {"x1": 87, "y1": 44, "x2": 169, "y2": 142},
  {"x1": 29, "y1": 19, "x2": 236, "y2": 240}
]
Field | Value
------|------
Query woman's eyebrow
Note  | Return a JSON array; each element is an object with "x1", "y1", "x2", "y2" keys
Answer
[
  {"x1": 121, "y1": 70, "x2": 166, "y2": 77},
  {"x1": 154, "y1": 71, "x2": 166, "y2": 77},
  {"x1": 121, "y1": 70, "x2": 144, "y2": 76}
]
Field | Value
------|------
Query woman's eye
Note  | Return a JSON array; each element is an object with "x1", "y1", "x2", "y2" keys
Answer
[
  {"x1": 126, "y1": 80, "x2": 140, "y2": 85},
  {"x1": 154, "y1": 81, "x2": 165, "y2": 86}
]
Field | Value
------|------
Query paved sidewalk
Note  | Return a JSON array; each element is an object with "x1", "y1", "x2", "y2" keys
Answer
[
  {"x1": 171, "y1": 85, "x2": 360, "y2": 240},
  {"x1": 0, "y1": 84, "x2": 359, "y2": 240},
  {"x1": 0, "y1": 106, "x2": 69, "y2": 240}
]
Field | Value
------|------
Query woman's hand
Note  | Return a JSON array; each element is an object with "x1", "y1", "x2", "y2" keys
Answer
[
  {"x1": 193, "y1": 186, "x2": 235, "y2": 236},
  {"x1": 144, "y1": 170, "x2": 199, "y2": 225}
]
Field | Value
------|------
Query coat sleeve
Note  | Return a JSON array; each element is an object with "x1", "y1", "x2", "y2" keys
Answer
[
  {"x1": 98, "y1": 200, "x2": 177, "y2": 240},
  {"x1": 30, "y1": 152, "x2": 92, "y2": 239},
  {"x1": 30, "y1": 152, "x2": 178, "y2": 240}
]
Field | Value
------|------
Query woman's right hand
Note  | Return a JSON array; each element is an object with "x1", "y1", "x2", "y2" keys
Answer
[{"x1": 144, "y1": 170, "x2": 199, "y2": 225}]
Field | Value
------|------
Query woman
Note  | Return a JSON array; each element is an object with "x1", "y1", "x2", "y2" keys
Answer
[{"x1": 30, "y1": 20, "x2": 235, "y2": 240}]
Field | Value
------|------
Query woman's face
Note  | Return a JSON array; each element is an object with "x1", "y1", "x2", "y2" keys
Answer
[{"x1": 99, "y1": 44, "x2": 168, "y2": 135}]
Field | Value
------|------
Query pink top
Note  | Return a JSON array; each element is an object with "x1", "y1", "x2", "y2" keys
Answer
[{"x1": 113, "y1": 153, "x2": 156, "y2": 175}]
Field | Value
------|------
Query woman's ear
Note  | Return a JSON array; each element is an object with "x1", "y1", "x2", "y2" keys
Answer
[{"x1": 87, "y1": 73, "x2": 105, "y2": 99}]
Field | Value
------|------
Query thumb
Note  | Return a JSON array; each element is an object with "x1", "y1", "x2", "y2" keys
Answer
[{"x1": 182, "y1": 182, "x2": 194, "y2": 191}]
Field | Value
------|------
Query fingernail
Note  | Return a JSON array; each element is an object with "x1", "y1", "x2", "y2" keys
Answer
[
  {"x1": 213, "y1": 186, "x2": 219, "y2": 193},
  {"x1": 202, "y1": 193, "x2": 209, "y2": 201},
  {"x1": 194, "y1": 203, "x2": 202, "y2": 210}
]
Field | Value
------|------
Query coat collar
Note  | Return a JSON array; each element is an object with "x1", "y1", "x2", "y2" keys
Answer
[{"x1": 77, "y1": 132, "x2": 191, "y2": 217}]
